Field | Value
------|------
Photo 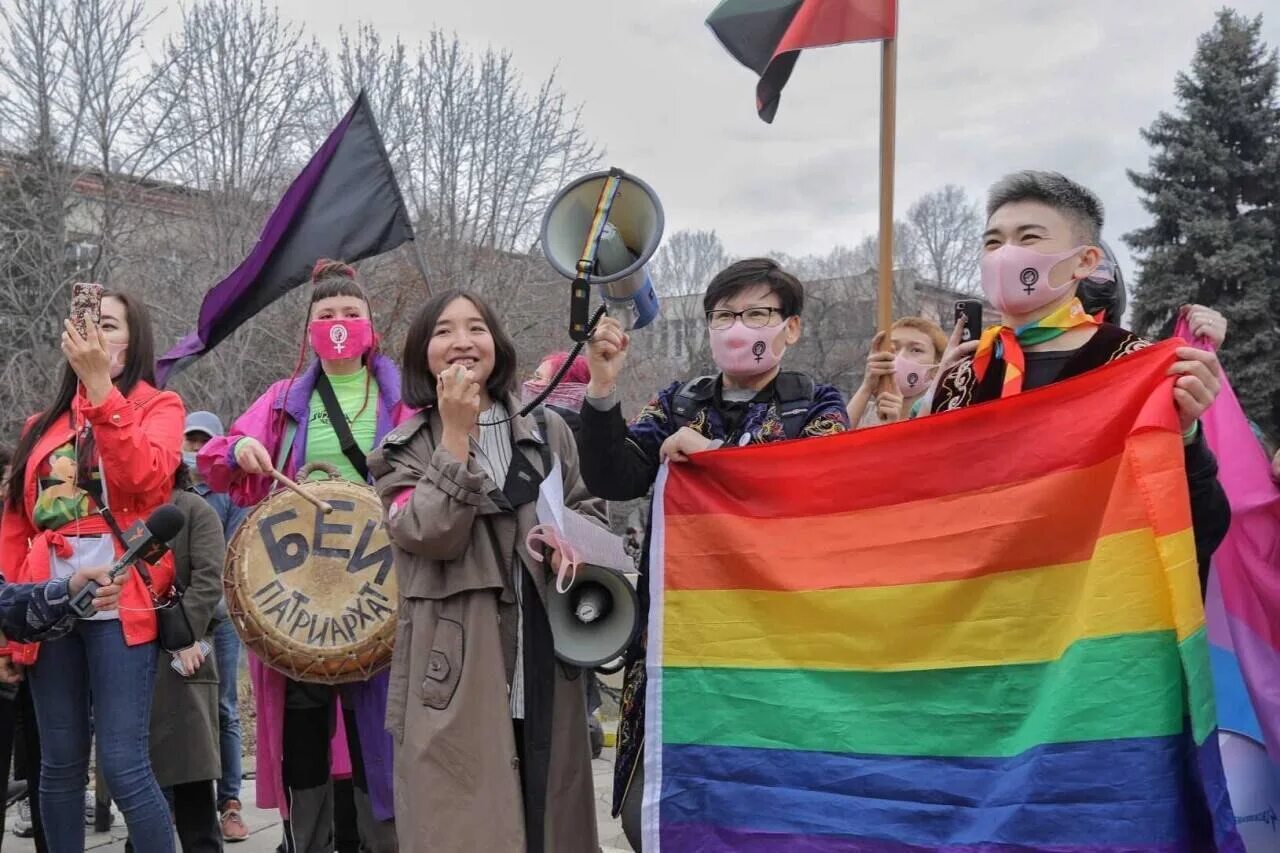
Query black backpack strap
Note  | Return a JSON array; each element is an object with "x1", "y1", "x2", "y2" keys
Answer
[
  {"x1": 773, "y1": 372, "x2": 816, "y2": 440},
  {"x1": 670, "y1": 376, "x2": 717, "y2": 431},
  {"x1": 530, "y1": 406, "x2": 555, "y2": 477},
  {"x1": 315, "y1": 372, "x2": 371, "y2": 481}
]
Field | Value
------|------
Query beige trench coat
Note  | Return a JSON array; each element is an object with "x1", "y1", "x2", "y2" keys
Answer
[{"x1": 368, "y1": 400, "x2": 601, "y2": 853}]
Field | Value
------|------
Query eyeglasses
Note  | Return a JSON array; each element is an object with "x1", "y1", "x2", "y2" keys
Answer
[{"x1": 705, "y1": 306, "x2": 784, "y2": 330}]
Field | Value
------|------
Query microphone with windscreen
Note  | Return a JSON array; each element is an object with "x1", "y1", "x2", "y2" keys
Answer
[{"x1": 69, "y1": 504, "x2": 185, "y2": 618}]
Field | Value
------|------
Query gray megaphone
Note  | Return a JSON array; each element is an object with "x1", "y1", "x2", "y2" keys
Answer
[
  {"x1": 541, "y1": 168, "x2": 664, "y2": 341},
  {"x1": 547, "y1": 564, "x2": 641, "y2": 669}
]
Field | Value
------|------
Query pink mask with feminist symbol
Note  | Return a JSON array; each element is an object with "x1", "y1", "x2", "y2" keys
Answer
[
  {"x1": 892, "y1": 354, "x2": 938, "y2": 396},
  {"x1": 980, "y1": 244, "x2": 1087, "y2": 315},
  {"x1": 709, "y1": 321, "x2": 789, "y2": 376},
  {"x1": 309, "y1": 318, "x2": 373, "y2": 360}
]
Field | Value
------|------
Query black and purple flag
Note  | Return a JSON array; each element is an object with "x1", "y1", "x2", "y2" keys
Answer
[{"x1": 156, "y1": 91, "x2": 413, "y2": 386}]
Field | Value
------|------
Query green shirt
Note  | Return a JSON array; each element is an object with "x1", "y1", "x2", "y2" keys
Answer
[
  {"x1": 32, "y1": 442, "x2": 97, "y2": 531},
  {"x1": 305, "y1": 368, "x2": 379, "y2": 483}
]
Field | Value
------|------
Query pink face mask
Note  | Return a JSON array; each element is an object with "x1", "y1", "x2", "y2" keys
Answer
[
  {"x1": 980, "y1": 244, "x2": 1086, "y2": 315},
  {"x1": 309, "y1": 318, "x2": 373, "y2": 361},
  {"x1": 106, "y1": 342, "x2": 128, "y2": 379},
  {"x1": 892, "y1": 354, "x2": 937, "y2": 396},
  {"x1": 708, "y1": 320, "x2": 789, "y2": 376}
]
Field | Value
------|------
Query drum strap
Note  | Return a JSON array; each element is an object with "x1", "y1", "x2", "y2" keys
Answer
[
  {"x1": 275, "y1": 422, "x2": 297, "y2": 474},
  {"x1": 315, "y1": 373, "x2": 371, "y2": 481}
]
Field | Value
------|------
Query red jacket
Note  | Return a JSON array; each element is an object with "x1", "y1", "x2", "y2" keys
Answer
[{"x1": 0, "y1": 382, "x2": 184, "y2": 663}]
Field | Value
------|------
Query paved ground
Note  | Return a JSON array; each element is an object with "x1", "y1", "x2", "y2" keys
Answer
[{"x1": 3, "y1": 748, "x2": 631, "y2": 852}]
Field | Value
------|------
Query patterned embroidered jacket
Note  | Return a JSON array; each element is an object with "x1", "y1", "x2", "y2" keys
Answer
[
  {"x1": 932, "y1": 322, "x2": 1150, "y2": 411},
  {"x1": 577, "y1": 373, "x2": 849, "y2": 816}
]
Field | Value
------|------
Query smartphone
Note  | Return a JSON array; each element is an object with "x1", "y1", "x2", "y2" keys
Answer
[
  {"x1": 70, "y1": 282, "x2": 103, "y2": 338},
  {"x1": 170, "y1": 639, "x2": 213, "y2": 677},
  {"x1": 954, "y1": 300, "x2": 983, "y2": 344}
]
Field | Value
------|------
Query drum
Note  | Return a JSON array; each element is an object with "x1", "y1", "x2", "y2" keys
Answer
[{"x1": 225, "y1": 463, "x2": 397, "y2": 684}]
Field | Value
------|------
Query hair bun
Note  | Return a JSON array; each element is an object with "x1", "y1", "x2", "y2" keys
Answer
[{"x1": 311, "y1": 259, "x2": 356, "y2": 282}]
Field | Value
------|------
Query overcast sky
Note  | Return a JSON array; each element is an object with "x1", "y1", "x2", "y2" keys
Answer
[{"x1": 155, "y1": 0, "x2": 1279, "y2": 280}]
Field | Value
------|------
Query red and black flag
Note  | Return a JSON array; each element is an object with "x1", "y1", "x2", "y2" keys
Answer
[{"x1": 707, "y1": 0, "x2": 897, "y2": 122}]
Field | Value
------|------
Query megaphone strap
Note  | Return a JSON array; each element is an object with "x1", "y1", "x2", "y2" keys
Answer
[
  {"x1": 526, "y1": 523, "x2": 581, "y2": 594},
  {"x1": 576, "y1": 173, "x2": 624, "y2": 278}
]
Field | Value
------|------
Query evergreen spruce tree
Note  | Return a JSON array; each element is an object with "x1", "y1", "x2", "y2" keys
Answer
[{"x1": 1125, "y1": 9, "x2": 1280, "y2": 437}]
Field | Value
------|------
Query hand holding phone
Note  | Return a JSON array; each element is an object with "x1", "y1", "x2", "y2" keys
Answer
[{"x1": 954, "y1": 300, "x2": 982, "y2": 344}]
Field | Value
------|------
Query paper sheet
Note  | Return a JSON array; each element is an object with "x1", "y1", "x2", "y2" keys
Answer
[{"x1": 536, "y1": 455, "x2": 633, "y2": 573}]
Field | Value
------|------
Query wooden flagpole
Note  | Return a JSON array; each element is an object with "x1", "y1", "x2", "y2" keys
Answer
[
  {"x1": 873, "y1": 34, "x2": 899, "y2": 418},
  {"x1": 876, "y1": 35, "x2": 898, "y2": 334}
]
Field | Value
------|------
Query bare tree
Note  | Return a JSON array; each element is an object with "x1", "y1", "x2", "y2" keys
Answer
[
  {"x1": 330, "y1": 27, "x2": 601, "y2": 287},
  {"x1": 0, "y1": 0, "x2": 90, "y2": 435},
  {"x1": 646, "y1": 229, "x2": 729, "y2": 374},
  {"x1": 58, "y1": 0, "x2": 199, "y2": 287},
  {"x1": 848, "y1": 221, "x2": 920, "y2": 277},
  {"x1": 134, "y1": 0, "x2": 330, "y2": 418},
  {"x1": 906, "y1": 184, "x2": 980, "y2": 293},
  {"x1": 324, "y1": 24, "x2": 602, "y2": 384}
]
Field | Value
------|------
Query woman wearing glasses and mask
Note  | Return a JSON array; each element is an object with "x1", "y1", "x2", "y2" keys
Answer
[{"x1": 577, "y1": 257, "x2": 850, "y2": 849}]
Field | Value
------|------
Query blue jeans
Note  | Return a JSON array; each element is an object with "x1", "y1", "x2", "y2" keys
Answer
[
  {"x1": 212, "y1": 616, "x2": 243, "y2": 808},
  {"x1": 27, "y1": 620, "x2": 174, "y2": 853}
]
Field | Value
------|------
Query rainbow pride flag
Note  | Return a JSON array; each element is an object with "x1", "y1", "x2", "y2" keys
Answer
[{"x1": 643, "y1": 341, "x2": 1241, "y2": 851}]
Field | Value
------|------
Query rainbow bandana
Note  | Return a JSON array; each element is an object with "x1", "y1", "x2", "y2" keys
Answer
[{"x1": 973, "y1": 297, "x2": 1101, "y2": 397}]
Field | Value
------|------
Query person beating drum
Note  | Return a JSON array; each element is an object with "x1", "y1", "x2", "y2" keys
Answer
[{"x1": 196, "y1": 260, "x2": 398, "y2": 853}]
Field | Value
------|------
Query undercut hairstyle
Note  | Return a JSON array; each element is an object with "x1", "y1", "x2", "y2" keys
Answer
[
  {"x1": 401, "y1": 289, "x2": 518, "y2": 410},
  {"x1": 702, "y1": 258, "x2": 805, "y2": 318},
  {"x1": 309, "y1": 258, "x2": 367, "y2": 306},
  {"x1": 986, "y1": 171, "x2": 1104, "y2": 244}
]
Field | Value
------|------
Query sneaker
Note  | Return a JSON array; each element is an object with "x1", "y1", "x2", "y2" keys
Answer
[
  {"x1": 5, "y1": 781, "x2": 27, "y2": 809},
  {"x1": 220, "y1": 799, "x2": 249, "y2": 843},
  {"x1": 86, "y1": 790, "x2": 114, "y2": 831},
  {"x1": 12, "y1": 797, "x2": 33, "y2": 838}
]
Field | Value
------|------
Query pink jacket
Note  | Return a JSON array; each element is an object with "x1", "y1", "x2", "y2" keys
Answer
[{"x1": 199, "y1": 356, "x2": 400, "y2": 821}]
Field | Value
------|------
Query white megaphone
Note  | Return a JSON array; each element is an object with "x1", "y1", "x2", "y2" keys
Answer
[
  {"x1": 541, "y1": 168, "x2": 664, "y2": 342},
  {"x1": 547, "y1": 564, "x2": 641, "y2": 669}
]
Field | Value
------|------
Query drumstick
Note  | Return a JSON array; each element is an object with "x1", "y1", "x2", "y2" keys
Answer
[{"x1": 269, "y1": 470, "x2": 334, "y2": 515}]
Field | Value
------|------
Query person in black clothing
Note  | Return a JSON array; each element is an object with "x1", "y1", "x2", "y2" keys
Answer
[
  {"x1": 577, "y1": 258, "x2": 850, "y2": 849},
  {"x1": 932, "y1": 170, "x2": 1231, "y2": 587}
]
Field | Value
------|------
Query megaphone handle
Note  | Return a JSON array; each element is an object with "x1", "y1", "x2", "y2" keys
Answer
[{"x1": 569, "y1": 278, "x2": 592, "y2": 342}]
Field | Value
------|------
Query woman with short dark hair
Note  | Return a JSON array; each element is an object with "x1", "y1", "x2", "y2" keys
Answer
[{"x1": 369, "y1": 288, "x2": 602, "y2": 852}]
